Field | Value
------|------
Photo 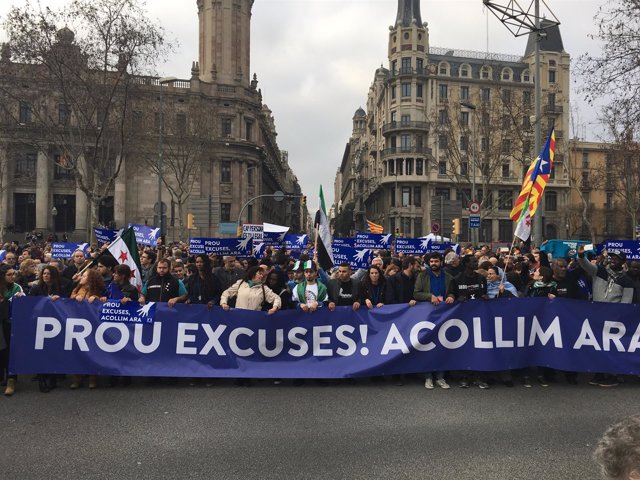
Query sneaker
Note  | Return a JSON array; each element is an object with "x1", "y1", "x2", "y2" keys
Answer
[
  {"x1": 436, "y1": 378, "x2": 450, "y2": 389},
  {"x1": 4, "y1": 378, "x2": 16, "y2": 396},
  {"x1": 477, "y1": 381, "x2": 490, "y2": 389},
  {"x1": 537, "y1": 375, "x2": 549, "y2": 387},
  {"x1": 598, "y1": 379, "x2": 619, "y2": 388},
  {"x1": 459, "y1": 380, "x2": 469, "y2": 388},
  {"x1": 424, "y1": 378, "x2": 434, "y2": 389},
  {"x1": 273, "y1": 379, "x2": 282, "y2": 385},
  {"x1": 523, "y1": 376, "x2": 532, "y2": 388}
]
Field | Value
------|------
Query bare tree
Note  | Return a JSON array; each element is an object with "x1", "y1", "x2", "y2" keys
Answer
[
  {"x1": 0, "y1": 0, "x2": 171, "y2": 241},
  {"x1": 577, "y1": 0, "x2": 640, "y2": 126},
  {"x1": 432, "y1": 83, "x2": 533, "y2": 221},
  {"x1": 139, "y1": 100, "x2": 211, "y2": 241},
  {"x1": 0, "y1": 141, "x2": 9, "y2": 242}
]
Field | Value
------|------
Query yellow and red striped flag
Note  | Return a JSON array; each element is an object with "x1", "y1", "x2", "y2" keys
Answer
[
  {"x1": 366, "y1": 219, "x2": 384, "y2": 234},
  {"x1": 510, "y1": 128, "x2": 555, "y2": 222}
]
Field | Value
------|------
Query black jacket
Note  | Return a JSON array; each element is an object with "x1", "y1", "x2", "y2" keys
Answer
[{"x1": 144, "y1": 274, "x2": 180, "y2": 302}]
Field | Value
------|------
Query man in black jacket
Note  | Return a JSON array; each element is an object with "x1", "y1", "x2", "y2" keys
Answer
[
  {"x1": 139, "y1": 259, "x2": 187, "y2": 306},
  {"x1": 386, "y1": 256, "x2": 419, "y2": 306},
  {"x1": 327, "y1": 263, "x2": 360, "y2": 311}
]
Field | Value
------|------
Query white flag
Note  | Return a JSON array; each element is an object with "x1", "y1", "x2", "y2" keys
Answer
[{"x1": 514, "y1": 210, "x2": 532, "y2": 241}]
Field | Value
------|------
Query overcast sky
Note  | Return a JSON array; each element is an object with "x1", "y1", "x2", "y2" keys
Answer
[{"x1": 0, "y1": 0, "x2": 606, "y2": 209}]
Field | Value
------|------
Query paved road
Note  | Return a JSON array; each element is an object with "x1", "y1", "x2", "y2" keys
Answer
[{"x1": 1, "y1": 375, "x2": 637, "y2": 480}]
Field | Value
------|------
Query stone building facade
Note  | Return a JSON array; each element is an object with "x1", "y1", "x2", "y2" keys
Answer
[
  {"x1": 336, "y1": 0, "x2": 572, "y2": 243},
  {"x1": 0, "y1": 0, "x2": 302, "y2": 242}
]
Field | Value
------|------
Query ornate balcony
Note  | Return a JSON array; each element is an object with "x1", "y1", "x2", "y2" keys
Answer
[{"x1": 382, "y1": 120, "x2": 430, "y2": 135}]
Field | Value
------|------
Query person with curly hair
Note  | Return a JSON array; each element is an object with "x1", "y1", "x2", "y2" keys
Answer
[{"x1": 594, "y1": 415, "x2": 640, "y2": 480}]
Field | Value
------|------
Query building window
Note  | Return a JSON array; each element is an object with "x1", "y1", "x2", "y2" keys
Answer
[
  {"x1": 53, "y1": 194, "x2": 76, "y2": 232},
  {"x1": 176, "y1": 113, "x2": 187, "y2": 135},
  {"x1": 502, "y1": 115, "x2": 511, "y2": 129},
  {"x1": 402, "y1": 187, "x2": 411, "y2": 207},
  {"x1": 501, "y1": 139, "x2": 511, "y2": 153},
  {"x1": 401, "y1": 114, "x2": 411, "y2": 125},
  {"x1": 498, "y1": 190, "x2": 513, "y2": 210},
  {"x1": 548, "y1": 93, "x2": 556, "y2": 107},
  {"x1": 391, "y1": 60, "x2": 397, "y2": 74},
  {"x1": 460, "y1": 64, "x2": 470, "y2": 78},
  {"x1": 400, "y1": 135, "x2": 411, "y2": 152},
  {"x1": 582, "y1": 152, "x2": 589, "y2": 167},
  {"x1": 522, "y1": 70, "x2": 531, "y2": 82},
  {"x1": 132, "y1": 110, "x2": 143, "y2": 130},
  {"x1": 221, "y1": 118, "x2": 232, "y2": 137},
  {"x1": 220, "y1": 203, "x2": 231, "y2": 222},
  {"x1": 439, "y1": 62, "x2": 449, "y2": 75},
  {"x1": 502, "y1": 89, "x2": 512, "y2": 104},
  {"x1": 460, "y1": 135, "x2": 469, "y2": 151},
  {"x1": 481, "y1": 88, "x2": 490, "y2": 102},
  {"x1": 14, "y1": 193, "x2": 36, "y2": 232},
  {"x1": 434, "y1": 187, "x2": 450, "y2": 200},
  {"x1": 58, "y1": 104, "x2": 71, "y2": 126},
  {"x1": 438, "y1": 135, "x2": 448, "y2": 149},
  {"x1": 248, "y1": 166, "x2": 255, "y2": 185},
  {"x1": 54, "y1": 154, "x2": 74, "y2": 180},
  {"x1": 606, "y1": 192, "x2": 614, "y2": 210},
  {"x1": 438, "y1": 161, "x2": 447, "y2": 175},
  {"x1": 460, "y1": 86, "x2": 470, "y2": 100},
  {"x1": 523, "y1": 91, "x2": 532, "y2": 108},
  {"x1": 546, "y1": 191, "x2": 557, "y2": 211},
  {"x1": 481, "y1": 137, "x2": 489, "y2": 152},
  {"x1": 460, "y1": 161, "x2": 468, "y2": 176},
  {"x1": 414, "y1": 187, "x2": 421, "y2": 206},
  {"x1": 401, "y1": 57, "x2": 412, "y2": 73},
  {"x1": 439, "y1": 84, "x2": 448, "y2": 100},
  {"x1": 439, "y1": 110, "x2": 448, "y2": 125},
  {"x1": 460, "y1": 111, "x2": 469, "y2": 127},
  {"x1": 401, "y1": 83, "x2": 411, "y2": 97},
  {"x1": 406, "y1": 158, "x2": 413, "y2": 175},
  {"x1": 548, "y1": 70, "x2": 556, "y2": 83},
  {"x1": 245, "y1": 121, "x2": 253, "y2": 141},
  {"x1": 19, "y1": 101, "x2": 32, "y2": 123},
  {"x1": 416, "y1": 83, "x2": 423, "y2": 98},
  {"x1": 549, "y1": 59, "x2": 556, "y2": 67},
  {"x1": 247, "y1": 204, "x2": 253, "y2": 223},
  {"x1": 154, "y1": 112, "x2": 163, "y2": 131},
  {"x1": 391, "y1": 86, "x2": 397, "y2": 99},
  {"x1": 416, "y1": 58, "x2": 423, "y2": 72},
  {"x1": 502, "y1": 68, "x2": 512, "y2": 81},
  {"x1": 416, "y1": 159, "x2": 424, "y2": 176},
  {"x1": 502, "y1": 163, "x2": 510, "y2": 178},
  {"x1": 221, "y1": 160, "x2": 232, "y2": 183},
  {"x1": 523, "y1": 115, "x2": 531, "y2": 128},
  {"x1": 391, "y1": 111, "x2": 397, "y2": 123},
  {"x1": 14, "y1": 152, "x2": 37, "y2": 178},
  {"x1": 390, "y1": 187, "x2": 396, "y2": 207},
  {"x1": 414, "y1": 218, "x2": 423, "y2": 237},
  {"x1": 388, "y1": 159, "x2": 395, "y2": 175},
  {"x1": 481, "y1": 66, "x2": 491, "y2": 79},
  {"x1": 396, "y1": 158, "x2": 404, "y2": 175},
  {"x1": 481, "y1": 112, "x2": 490, "y2": 127}
]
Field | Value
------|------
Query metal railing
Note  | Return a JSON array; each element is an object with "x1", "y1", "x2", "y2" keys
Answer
[{"x1": 381, "y1": 120, "x2": 430, "y2": 134}]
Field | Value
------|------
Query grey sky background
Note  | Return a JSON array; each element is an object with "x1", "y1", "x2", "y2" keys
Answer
[{"x1": 0, "y1": 0, "x2": 606, "y2": 209}]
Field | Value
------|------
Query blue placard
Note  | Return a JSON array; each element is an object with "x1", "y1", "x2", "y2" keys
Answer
[
  {"x1": 0, "y1": 250, "x2": 5, "y2": 262},
  {"x1": 129, "y1": 224, "x2": 160, "y2": 246},
  {"x1": 52, "y1": 242, "x2": 90, "y2": 259},
  {"x1": 285, "y1": 234, "x2": 309, "y2": 250},
  {"x1": 94, "y1": 228, "x2": 120, "y2": 244},
  {"x1": 99, "y1": 300, "x2": 156, "y2": 324},
  {"x1": 395, "y1": 237, "x2": 431, "y2": 255},
  {"x1": 426, "y1": 242, "x2": 461, "y2": 255},
  {"x1": 331, "y1": 245, "x2": 372, "y2": 269},
  {"x1": 603, "y1": 240, "x2": 640, "y2": 261},
  {"x1": 354, "y1": 232, "x2": 394, "y2": 250},
  {"x1": 10, "y1": 297, "x2": 640, "y2": 378},
  {"x1": 189, "y1": 237, "x2": 253, "y2": 256},
  {"x1": 332, "y1": 237, "x2": 355, "y2": 248},
  {"x1": 469, "y1": 216, "x2": 481, "y2": 228},
  {"x1": 263, "y1": 231, "x2": 287, "y2": 246},
  {"x1": 540, "y1": 240, "x2": 591, "y2": 259}
]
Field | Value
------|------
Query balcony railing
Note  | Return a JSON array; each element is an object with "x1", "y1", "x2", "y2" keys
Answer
[
  {"x1": 381, "y1": 146, "x2": 433, "y2": 157},
  {"x1": 389, "y1": 67, "x2": 429, "y2": 78},
  {"x1": 382, "y1": 120, "x2": 430, "y2": 134},
  {"x1": 543, "y1": 105, "x2": 564, "y2": 114}
]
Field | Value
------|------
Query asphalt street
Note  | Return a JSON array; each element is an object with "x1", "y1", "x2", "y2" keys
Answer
[{"x1": 0, "y1": 375, "x2": 637, "y2": 480}]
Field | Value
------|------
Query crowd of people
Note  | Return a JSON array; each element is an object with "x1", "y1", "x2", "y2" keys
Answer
[{"x1": 1, "y1": 236, "x2": 639, "y2": 396}]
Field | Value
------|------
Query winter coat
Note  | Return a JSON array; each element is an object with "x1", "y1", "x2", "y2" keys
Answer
[{"x1": 221, "y1": 280, "x2": 282, "y2": 311}]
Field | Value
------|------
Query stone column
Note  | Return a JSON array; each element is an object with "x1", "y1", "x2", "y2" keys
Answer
[
  {"x1": 75, "y1": 155, "x2": 88, "y2": 233},
  {"x1": 114, "y1": 155, "x2": 126, "y2": 227},
  {"x1": 0, "y1": 145, "x2": 8, "y2": 241},
  {"x1": 35, "y1": 151, "x2": 50, "y2": 231}
]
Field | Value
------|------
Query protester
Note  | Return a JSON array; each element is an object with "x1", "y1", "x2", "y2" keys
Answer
[
  {"x1": 0, "y1": 264, "x2": 24, "y2": 396},
  {"x1": 291, "y1": 260, "x2": 328, "y2": 312},
  {"x1": 386, "y1": 256, "x2": 419, "y2": 306},
  {"x1": 593, "y1": 415, "x2": 640, "y2": 480},
  {"x1": 185, "y1": 254, "x2": 222, "y2": 308},
  {"x1": 486, "y1": 266, "x2": 519, "y2": 298},
  {"x1": 214, "y1": 256, "x2": 245, "y2": 291},
  {"x1": 139, "y1": 258, "x2": 188, "y2": 306},
  {"x1": 327, "y1": 263, "x2": 360, "y2": 311},
  {"x1": 220, "y1": 266, "x2": 281, "y2": 314},
  {"x1": 358, "y1": 264, "x2": 387, "y2": 309}
]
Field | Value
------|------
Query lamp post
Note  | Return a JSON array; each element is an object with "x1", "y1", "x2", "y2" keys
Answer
[
  {"x1": 157, "y1": 76, "x2": 177, "y2": 243},
  {"x1": 51, "y1": 206, "x2": 58, "y2": 233},
  {"x1": 461, "y1": 101, "x2": 478, "y2": 245},
  {"x1": 236, "y1": 191, "x2": 301, "y2": 237}
]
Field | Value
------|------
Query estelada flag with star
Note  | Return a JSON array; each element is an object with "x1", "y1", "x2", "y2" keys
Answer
[
  {"x1": 108, "y1": 227, "x2": 143, "y2": 291},
  {"x1": 510, "y1": 128, "x2": 555, "y2": 227}
]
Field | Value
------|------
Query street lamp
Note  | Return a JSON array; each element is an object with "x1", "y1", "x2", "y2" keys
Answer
[
  {"x1": 51, "y1": 206, "x2": 58, "y2": 232},
  {"x1": 236, "y1": 191, "x2": 301, "y2": 237},
  {"x1": 461, "y1": 101, "x2": 478, "y2": 245},
  {"x1": 157, "y1": 76, "x2": 177, "y2": 243}
]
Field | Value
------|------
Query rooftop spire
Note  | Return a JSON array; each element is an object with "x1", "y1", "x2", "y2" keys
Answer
[{"x1": 396, "y1": 0, "x2": 422, "y2": 27}]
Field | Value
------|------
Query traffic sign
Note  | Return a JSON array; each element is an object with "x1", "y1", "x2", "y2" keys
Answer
[
  {"x1": 469, "y1": 215, "x2": 481, "y2": 228},
  {"x1": 468, "y1": 201, "x2": 481, "y2": 215},
  {"x1": 153, "y1": 201, "x2": 167, "y2": 215},
  {"x1": 431, "y1": 222, "x2": 440, "y2": 234}
]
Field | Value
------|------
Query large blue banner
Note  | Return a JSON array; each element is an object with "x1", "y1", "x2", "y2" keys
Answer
[
  {"x1": 189, "y1": 237, "x2": 253, "y2": 256},
  {"x1": 285, "y1": 233, "x2": 308, "y2": 250},
  {"x1": 604, "y1": 240, "x2": 640, "y2": 261},
  {"x1": 395, "y1": 237, "x2": 431, "y2": 255},
  {"x1": 10, "y1": 297, "x2": 640, "y2": 378}
]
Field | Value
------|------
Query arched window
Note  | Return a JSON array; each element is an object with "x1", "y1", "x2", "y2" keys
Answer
[
  {"x1": 481, "y1": 65, "x2": 492, "y2": 80},
  {"x1": 459, "y1": 63, "x2": 471, "y2": 78},
  {"x1": 522, "y1": 69, "x2": 531, "y2": 83},
  {"x1": 438, "y1": 62, "x2": 450, "y2": 76},
  {"x1": 501, "y1": 68, "x2": 513, "y2": 81}
]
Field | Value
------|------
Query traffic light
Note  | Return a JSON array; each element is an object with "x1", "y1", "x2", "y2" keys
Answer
[
  {"x1": 395, "y1": 227, "x2": 400, "y2": 236},
  {"x1": 237, "y1": 225, "x2": 243, "y2": 237},
  {"x1": 301, "y1": 195, "x2": 307, "y2": 206},
  {"x1": 452, "y1": 218, "x2": 461, "y2": 235},
  {"x1": 187, "y1": 213, "x2": 195, "y2": 229}
]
